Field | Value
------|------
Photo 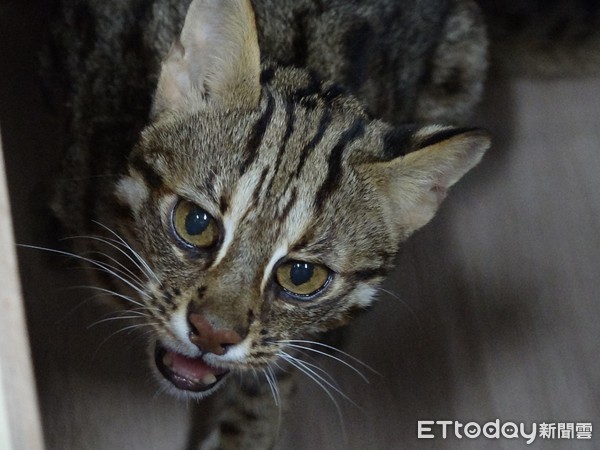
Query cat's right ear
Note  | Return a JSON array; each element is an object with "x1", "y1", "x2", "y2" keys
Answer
[
  {"x1": 358, "y1": 126, "x2": 491, "y2": 240},
  {"x1": 151, "y1": 0, "x2": 261, "y2": 118}
]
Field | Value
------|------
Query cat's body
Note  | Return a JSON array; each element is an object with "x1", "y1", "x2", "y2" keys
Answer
[
  {"x1": 48, "y1": 0, "x2": 490, "y2": 448},
  {"x1": 480, "y1": 0, "x2": 600, "y2": 76}
]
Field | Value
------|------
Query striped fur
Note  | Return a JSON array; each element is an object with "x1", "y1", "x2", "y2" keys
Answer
[{"x1": 49, "y1": 0, "x2": 490, "y2": 448}]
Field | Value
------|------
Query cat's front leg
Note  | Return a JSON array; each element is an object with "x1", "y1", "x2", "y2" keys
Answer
[{"x1": 200, "y1": 369, "x2": 296, "y2": 450}]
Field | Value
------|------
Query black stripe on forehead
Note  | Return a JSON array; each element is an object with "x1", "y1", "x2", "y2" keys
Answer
[
  {"x1": 130, "y1": 153, "x2": 163, "y2": 189},
  {"x1": 278, "y1": 187, "x2": 298, "y2": 224},
  {"x1": 266, "y1": 100, "x2": 296, "y2": 193},
  {"x1": 315, "y1": 119, "x2": 365, "y2": 211},
  {"x1": 251, "y1": 166, "x2": 270, "y2": 206},
  {"x1": 240, "y1": 90, "x2": 276, "y2": 176},
  {"x1": 294, "y1": 108, "x2": 332, "y2": 178}
]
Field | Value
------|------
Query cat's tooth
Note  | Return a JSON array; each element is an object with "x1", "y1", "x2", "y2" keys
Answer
[
  {"x1": 162, "y1": 352, "x2": 173, "y2": 368},
  {"x1": 202, "y1": 373, "x2": 217, "y2": 386}
]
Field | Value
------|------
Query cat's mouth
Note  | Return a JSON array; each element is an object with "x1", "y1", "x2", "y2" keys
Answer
[{"x1": 154, "y1": 343, "x2": 229, "y2": 392}]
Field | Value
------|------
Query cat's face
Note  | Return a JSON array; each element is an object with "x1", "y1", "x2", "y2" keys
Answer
[
  {"x1": 115, "y1": 83, "x2": 398, "y2": 395},
  {"x1": 111, "y1": 0, "x2": 489, "y2": 397}
]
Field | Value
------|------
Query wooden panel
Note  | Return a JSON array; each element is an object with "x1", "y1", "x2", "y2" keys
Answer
[{"x1": 0, "y1": 129, "x2": 44, "y2": 450}]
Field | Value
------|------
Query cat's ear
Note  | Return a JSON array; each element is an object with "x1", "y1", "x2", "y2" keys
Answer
[
  {"x1": 152, "y1": 0, "x2": 261, "y2": 117},
  {"x1": 359, "y1": 126, "x2": 491, "y2": 238}
]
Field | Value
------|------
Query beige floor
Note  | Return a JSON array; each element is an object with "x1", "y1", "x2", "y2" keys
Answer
[{"x1": 1, "y1": 2, "x2": 599, "y2": 449}]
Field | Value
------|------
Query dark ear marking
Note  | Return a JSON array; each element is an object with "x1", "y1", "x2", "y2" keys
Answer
[
  {"x1": 358, "y1": 126, "x2": 490, "y2": 238},
  {"x1": 382, "y1": 126, "x2": 487, "y2": 160},
  {"x1": 382, "y1": 125, "x2": 417, "y2": 159},
  {"x1": 417, "y1": 126, "x2": 481, "y2": 149}
]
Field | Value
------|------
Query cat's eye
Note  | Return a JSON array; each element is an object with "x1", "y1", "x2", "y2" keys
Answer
[
  {"x1": 172, "y1": 200, "x2": 219, "y2": 248},
  {"x1": 275, "y1": 261, "x2": 330, "y2": 298}
]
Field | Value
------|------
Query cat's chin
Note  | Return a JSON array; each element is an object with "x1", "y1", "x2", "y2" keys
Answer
[{"x1": 153, "y1": 342, "x2": 229, "y2": 397}]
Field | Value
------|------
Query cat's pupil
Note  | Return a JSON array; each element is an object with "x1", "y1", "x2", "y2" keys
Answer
[
  {"x1": 185, "y1": 207, "x2": 210, "y2": 236},
  {"x1": 290, "y1": 262, "x2": 314, "y2": 286}
]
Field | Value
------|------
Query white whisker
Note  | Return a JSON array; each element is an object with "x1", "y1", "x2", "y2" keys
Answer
[
  {"x1": 276, "y1": 339, "x2": 380, "y2": 376},
  {"x1": 88, "y1": 315, "x2": 149, "y2": 328},
  {"x1": 281, "y1": 343, "x2": 370, "y2": 383},
  {"x1": 19, "y1": 244, "x2": 152, "y2": 300},
  {"x1": 66, "y1": 284, "x2": 152, "y2": 310},
  {"x1": 92, "y1": 221, "x2": 160, "y2": 284},
  {"x1": 279, "y1": 351, "x2": 358, "y2": 407},
  {"x1": 93, "y1": 322, "x2": 159, "y2": 359},
  {"x1": 378, "y1": 287, "x2": 422, "y2": 327},
  {"x1": 77, "y1": 251, "x2": 148, "y2": 294},
  {"x1": 281, "y1": 349, "x2": 343, "y2": 388},
  {"x1": 264, "y1": 366, "x2": 281, "y2": 407},
  {"x1": 265, "y1": 366, "x2": 283, "y2": 441},
  {"x1": 83, "y1": 247, "x2": 147, "y2": 287},
  {"x1": 278, "y1": 351, "x2": 347, "y2": 440}
]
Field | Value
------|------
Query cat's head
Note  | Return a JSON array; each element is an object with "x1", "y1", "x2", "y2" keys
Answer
[{"x1": 114, "y1": 0, "x2": 490, "y2": 398}]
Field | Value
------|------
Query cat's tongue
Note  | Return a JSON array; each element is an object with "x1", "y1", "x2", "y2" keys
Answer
[
  {"x1": 164, "y1": 351, "x2": 219, "y2": 384},
  {"x1": 155, "y1": 345, "x2": 228, "y2": 392}
]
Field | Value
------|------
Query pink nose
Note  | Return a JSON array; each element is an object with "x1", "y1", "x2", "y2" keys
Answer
[{"x1": 188, "y1": 313, "x2": 243, "y2": 356}]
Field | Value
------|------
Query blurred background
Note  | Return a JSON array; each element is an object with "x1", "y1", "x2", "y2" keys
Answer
[{"x1": 1, "y1": 0, "x2": 598, "y2": 448}]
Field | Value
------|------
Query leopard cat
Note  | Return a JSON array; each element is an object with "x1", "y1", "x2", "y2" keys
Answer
[{"x1": 47, "y1": 0, "x2": 490, "y2": 448}]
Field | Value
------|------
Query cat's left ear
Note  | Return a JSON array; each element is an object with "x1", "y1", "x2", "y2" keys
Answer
[
  {"x1": 152, "y1": 0, "x2": 261, "y2": 117},
  {"x1": 358, "y1": 126, "x2": 491, "y2": 239}
]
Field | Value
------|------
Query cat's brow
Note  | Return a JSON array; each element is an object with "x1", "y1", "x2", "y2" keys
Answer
[
  {"x1": 261, "y1": 244, "x2": 288, "y2": 292},
  {"x1": 211, "y1": 216, "x2": 235, "y2": 269},
  {"x1": 210, "y1": 163, "x2": 270, "y2": 268}
]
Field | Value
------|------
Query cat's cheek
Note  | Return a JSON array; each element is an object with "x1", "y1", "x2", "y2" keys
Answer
[
  {"x1": 351, "y1": 284, "x2": 378, "y2": 308},
  {"x1": 168, "y1": 304, "x2": 202, "y2": 355},
  {"x1": 115, "y1": 175, "x2": 149, "y2": 210}
]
